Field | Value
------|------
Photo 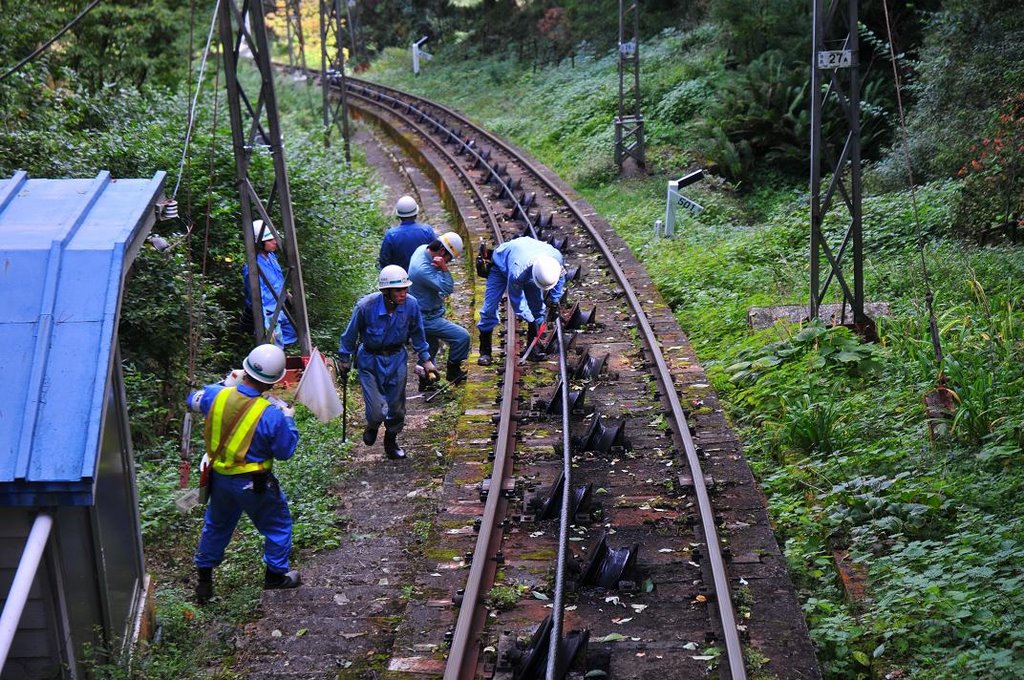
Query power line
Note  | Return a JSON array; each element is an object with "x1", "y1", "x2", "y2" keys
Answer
[{"x1": 0, "y1": 0, "x2": 103, "y2": 83}]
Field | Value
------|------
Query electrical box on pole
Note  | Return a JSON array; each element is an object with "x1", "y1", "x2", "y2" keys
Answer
[
  {"x1": 614, "y1": 0, "x2": 645, "y2": 172},
  {"x1": 218, "y1": 0, "x2": 312, "y2": 354},
  {"x1": 809, "y1": 0, "x2": 867, "y2": 328},
  {"x1": 320, "y1": 0, "x2": 352, "y2": 162}
]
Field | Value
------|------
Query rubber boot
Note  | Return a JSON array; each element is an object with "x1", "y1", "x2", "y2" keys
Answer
[
  {"x1": 383, "y1": 430, "x2": 406, "y2": 460},
  {"x1": 477, "y1": 331, "x2": 493, "y2": 366},
  {"x1": 264, "y1": 567, "x2": 301, "y2": 590},
  {"x1": 446, "y1": 361, "x2": 468, "y2": 384},
  {"x1": 363, "y1": 421, "x2": 381, "y2": 446},
  {"x1": 195, "y1": 567, "x2": 213, "y2": 604}
]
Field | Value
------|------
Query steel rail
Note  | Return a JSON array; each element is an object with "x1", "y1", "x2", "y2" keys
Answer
[
  {"x1": 340, "y1": 85, "x2": 524, "y2": 679},
  {"x1": 347, "y1": 78, "x2": 747, "y2": 680},
  {"x1": 347, "y1": 83, "x2": 538, "y2": 239}
]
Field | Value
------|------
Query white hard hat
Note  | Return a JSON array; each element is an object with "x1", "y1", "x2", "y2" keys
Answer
[
  {"x1": 439, "y1": 232, "x2": 463, "y2": 258},
  {"x1": 243, "y1": 344, "x2": 287, "y2": 384},
  {"x1": 532, "y1": 255, "x2": 562, "y2": 291},
  {"x1": 395, "y1": 195, "x2": 419, "y2": 218},
  {"x1": 378, "y1": 264, "x2": 412, "y2": 289},
  {"x1": 253, "y1": 219, "x2": 275, "y2": 242}
]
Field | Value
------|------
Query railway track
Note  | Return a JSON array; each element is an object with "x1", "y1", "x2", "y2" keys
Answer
[{"x1": 330, "y1": 77, "x2": 820, "y2": 680}]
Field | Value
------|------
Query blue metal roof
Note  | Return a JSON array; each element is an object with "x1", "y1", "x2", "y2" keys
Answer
[{"x1": 0, "y1": 170, "x2": 166, "y2": 506}]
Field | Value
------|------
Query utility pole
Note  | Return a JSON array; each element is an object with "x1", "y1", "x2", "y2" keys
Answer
[
  {"x1": 809, "y1": 0, "x2": 866, "y2": 326},
  {"x1": 320, "y1": 0, "x2": 351, "y2": 161},
  {"x1": 218, "y1": 0, "x2": 312, "y2": 354},
  {"x1": 614, "y1": 0, "x2": 645, "y2": 172}
]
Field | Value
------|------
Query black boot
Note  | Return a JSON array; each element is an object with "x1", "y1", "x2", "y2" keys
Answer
[
  {"x1": 383, "y1": 430, "x2": 406, "y2": 459},
  {"x1": 477, "y1": 331, "x2": 493, "y2": 366},
  {"x1": 196, "y1": 567, "x2": 213, "y2": 604},
  {"x1": 446, "y1": 361, "x2": 468, "y2": 384},
  {"x1": 264, "y1": 567, "x2": 301, "y2": 590},
  {"x1": 363, "y1": 421, "x2": 381, "y2": 446}
]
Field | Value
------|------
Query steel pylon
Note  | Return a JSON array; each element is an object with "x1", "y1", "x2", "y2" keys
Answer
[
  {"x1": 218, "y1": 0, "x2": 312, "y2": 354},
  {"x1": 809, "y1": 0, "x2": 866, "y2": 325}
]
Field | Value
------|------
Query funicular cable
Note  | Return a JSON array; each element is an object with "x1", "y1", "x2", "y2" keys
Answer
[{"x1": 880, "y1": 0, "x2": 945, "y2": 371}]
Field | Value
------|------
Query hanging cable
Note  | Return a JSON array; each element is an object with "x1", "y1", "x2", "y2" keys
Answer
[
  {"x1": 881, "y1": 0, "x2": 945, "y2": 369},
  {"x1": 171, "y1": 0, "x2": 222, "y2": 200},
  {"x1": 0, "y1": 0, "x2": 103, "y2": 83}
]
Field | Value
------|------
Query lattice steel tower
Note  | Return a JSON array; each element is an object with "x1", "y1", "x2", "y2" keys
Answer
[
  {"x1": 320, "y1": 0, "x2": 352, "y2": 161},
  {"x1": 614, "y1": 0, "x2": 645, "y2": 171},
  {"x1": 218, "y1": 0, "x2": 312, "y2": 353},
  {"x1": 809, "y1": 0, "x2": 866, "y2": 325}
]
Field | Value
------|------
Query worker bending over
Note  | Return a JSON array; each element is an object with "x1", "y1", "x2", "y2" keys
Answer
[
  {"x1": 407, "y1": 231, "x2": 470, "y2": 388},
  {"x1": 188, "y1": 344, "x2": 301, "y2": 604},
  {"x1": 477, "y1": 236, "x2": 565, "y2": 365},
  {"x1": 379, "y1": 195, "x2": 436, "y2": 271},
  {"x1": 338, "y1": 265, "x2": 438, "y2": 459}
]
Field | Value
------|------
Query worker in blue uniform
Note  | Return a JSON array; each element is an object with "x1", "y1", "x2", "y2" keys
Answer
[
  {"x1": 378, "y1": 195, "x2": 436, "y2": 270},
  {"x1": 243, "y1": 220, "x2": 297, "y2": 348},
  {"x1": 188, "y1": 344, "x2": 301, "y2": 604},
  {"x1": 407, "y1": 231, "x2": 470, "y2": 389},
  {"x1": 477, "y1": 236, "x2": 565, "y2": 365},
  {"x1": 338, "y1": 265, "x2": 438, "y2": 459}
]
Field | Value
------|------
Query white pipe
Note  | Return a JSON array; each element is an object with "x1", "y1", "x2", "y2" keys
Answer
[{"x1": 0, "y1": 511, "x2": 54, "y2": 672}]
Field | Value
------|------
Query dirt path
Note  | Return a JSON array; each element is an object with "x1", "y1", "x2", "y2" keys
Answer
[{"x1": 232, "y1": 122, "x2": 473, "y2": 678}]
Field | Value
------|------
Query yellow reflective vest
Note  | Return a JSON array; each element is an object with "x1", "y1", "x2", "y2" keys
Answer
[{"x1": 204, "y1": 387, "x2": 273, "y2": 475}]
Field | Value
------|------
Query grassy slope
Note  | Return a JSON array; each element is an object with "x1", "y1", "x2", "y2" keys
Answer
[{"x1": 364, "y1": 31, "x2": 1024, "y2": 679}]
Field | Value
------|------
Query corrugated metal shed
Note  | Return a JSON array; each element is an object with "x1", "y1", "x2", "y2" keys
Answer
[{"x1": 0, "y1": 170, "x2": 166, "y2": 507}]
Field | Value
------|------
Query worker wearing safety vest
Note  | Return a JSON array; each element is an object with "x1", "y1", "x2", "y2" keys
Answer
[
  {"x1": 407, "y1": 232, "x2": 471, "y2": 389},
  {"x1": 338, "y1": 265, "x2": 438, "y2": 459},
  {"x1": 378, "y1": 195, "x2": 436, "y2": 271},
  {"x1": 187, "y1": 344, "x2": 301, "y2": 604},
  {"x1": 477, "y1": 236, "x2": 565, "y2": 365}
]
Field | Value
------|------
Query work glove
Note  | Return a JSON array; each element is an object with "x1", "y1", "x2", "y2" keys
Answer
[
  {"x1": 422, "y1": 360, "x2": 440, "y2": 384},
  {"x1": 337, "y1": 358, "x2": 351, "y2": 381},
  {"x1": 546, "y1": 303, "x2": 559, "y2": 323}
]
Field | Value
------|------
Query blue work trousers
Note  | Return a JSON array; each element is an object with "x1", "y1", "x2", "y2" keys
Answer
[
  {"x1": 195, "y1": 471, "x2": 293, "y2": 572},
  {"x1": 358, "y1": 349, "x2": 408, "y2": 433},
  {"x1": 477, "y1": 269, "x2": 509, "y2": 333},
  {"x1": 423, "y1": 312, "x2": 470, "y2": 363}
]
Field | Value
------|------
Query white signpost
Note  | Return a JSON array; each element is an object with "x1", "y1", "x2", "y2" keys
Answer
[
  {"x1": 412, "y1": 36, "x2": 431, "y2": 75},
  {"x1": 661, "y1": 170, "x2": 705, "y2": 237}
]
